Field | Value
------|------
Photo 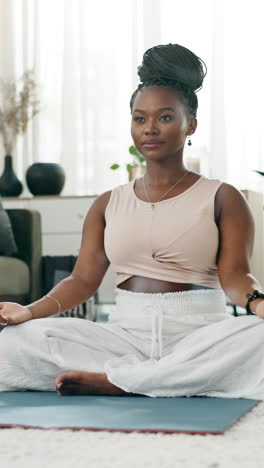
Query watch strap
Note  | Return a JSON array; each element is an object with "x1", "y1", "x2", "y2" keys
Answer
[{"x1": 245, "y1": 290, "x2": 264, "y2": 314}]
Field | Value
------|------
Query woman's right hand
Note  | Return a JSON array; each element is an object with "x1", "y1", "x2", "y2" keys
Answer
[{"x1": 0, "y1": 302, "x2": 33, "y2": 326}]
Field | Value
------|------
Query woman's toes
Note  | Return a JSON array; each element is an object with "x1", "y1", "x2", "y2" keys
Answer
[
  {"x1": 55, "y1": 371, "x2": 80, "y2": 390},
  {"x1": 56, "y1": 382, "x2": 78, "y2": 396}
]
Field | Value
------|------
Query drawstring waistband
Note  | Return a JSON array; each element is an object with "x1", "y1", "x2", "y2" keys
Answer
[{"x1": 109, "y1": 287, "x2": 230, "y2": 361}]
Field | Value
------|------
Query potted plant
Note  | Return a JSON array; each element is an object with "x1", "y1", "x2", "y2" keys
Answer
[
  {"x1": 110, "y1": 145, "x2": 146, "y2": 180},
  {"x1": 0, "y1": 70, "x2": 40, "y2": 196}
]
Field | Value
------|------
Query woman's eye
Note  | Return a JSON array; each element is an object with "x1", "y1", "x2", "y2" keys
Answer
[
  {"x1": 160, "y1": 115, "x2": 173, "y2": 121},
  {"x1": 134, "y1": 116, "x2": 145, "y2": 123}
]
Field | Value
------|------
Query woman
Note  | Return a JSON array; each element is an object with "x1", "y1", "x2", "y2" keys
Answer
[{"x1": 1, "y1": 43, "x2": 264, "y2": 399}]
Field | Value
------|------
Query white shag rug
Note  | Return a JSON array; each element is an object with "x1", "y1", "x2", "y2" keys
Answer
[{"x1": 0, "y1": 400, "x2": 263, "y2": 468}]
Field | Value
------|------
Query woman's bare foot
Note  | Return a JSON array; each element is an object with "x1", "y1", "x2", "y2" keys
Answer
[{"x1": 55, "y1": 371, "x2": 128, "y2": 396}]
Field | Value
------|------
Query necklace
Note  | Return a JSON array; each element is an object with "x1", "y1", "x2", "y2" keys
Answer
[{"x1": 142, "y1": 170, "x2": 189, "y2": 211}]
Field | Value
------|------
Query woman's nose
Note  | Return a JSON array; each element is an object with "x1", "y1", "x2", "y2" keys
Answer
[{"x1": 144, "y1": 121, "x2": 160, "y2": 134}]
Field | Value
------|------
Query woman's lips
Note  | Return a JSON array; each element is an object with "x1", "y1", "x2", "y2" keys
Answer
[{"x1": 142, "y1": 141, "x2": 164, "y2": 149}]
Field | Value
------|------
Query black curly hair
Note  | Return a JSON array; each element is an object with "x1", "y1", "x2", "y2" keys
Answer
[{"x1": 130, "y1": 43, "x2": 207, "y2": 118}]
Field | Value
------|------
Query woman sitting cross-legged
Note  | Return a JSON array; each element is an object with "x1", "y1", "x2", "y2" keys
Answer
[{"x1": 1, "y1": 43, "x2": 264, "y2": 399}]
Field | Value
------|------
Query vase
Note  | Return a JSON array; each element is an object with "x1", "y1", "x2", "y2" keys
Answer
[
  {"x1": 128, "y1": 165, "x2": 146, "y2": 181},
  {"x1": 26, "y1": 162, "x2": 66, "y2": 196},
  {"x1": 0, "y1": 155, "x2": 23, "y2": 197}
]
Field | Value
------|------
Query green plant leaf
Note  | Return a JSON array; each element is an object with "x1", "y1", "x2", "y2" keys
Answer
[
  {"x1": 128, "y1": 145, "x2": 139, "y2": 155},
  {"x1": 129, "y1": 145, "x2": 145, "y2": 164},
  {"x1": 126, "y1": 163, "x2": 133, "y2": 171},
  {"x1": 110, "y1": 164, "x2": 120, "y2": 170},
  {"x1": 129, "y1": 145, "x2": 142, "y2": 157}
]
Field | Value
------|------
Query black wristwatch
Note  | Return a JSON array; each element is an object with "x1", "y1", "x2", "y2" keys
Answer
[{"x1": 245, "y1": 290, "x2": 264, "y2": 314}]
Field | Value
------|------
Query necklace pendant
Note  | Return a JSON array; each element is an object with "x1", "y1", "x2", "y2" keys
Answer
[{"x1": 150, "y1": 204, "x2": 155, "y2": 211}]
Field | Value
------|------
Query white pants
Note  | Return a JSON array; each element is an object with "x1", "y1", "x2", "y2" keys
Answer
[{"x1": 1, "y1": 287, "x2": 264, "y2": 399}]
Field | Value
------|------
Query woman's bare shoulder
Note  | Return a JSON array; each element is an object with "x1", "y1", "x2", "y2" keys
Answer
[
  {"x1": 216, "y1": 182, "x2": 247, "y2": 204},
  {"x1": 93, "y1": 190, "x2": 112, "y2": 217},
  {"x1": 215, "y1": 182, "x2": 253, "y2": 223}
]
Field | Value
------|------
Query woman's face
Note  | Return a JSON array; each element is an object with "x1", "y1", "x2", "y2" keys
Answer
[{"x1": 131, "y1": 86, "x2": 197, "y2": 161}]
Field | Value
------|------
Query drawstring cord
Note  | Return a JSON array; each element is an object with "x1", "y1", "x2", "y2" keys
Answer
[{"x1": 145, "y1": 304, "x2": 164, "y2": 360}]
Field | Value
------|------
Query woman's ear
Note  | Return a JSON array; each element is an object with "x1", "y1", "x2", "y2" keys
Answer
[{"x1": 187, "y1": 118, "x2": 198, "y2": 136}]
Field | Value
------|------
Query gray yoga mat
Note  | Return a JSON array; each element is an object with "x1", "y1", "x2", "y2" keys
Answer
[{"x1": 0, "y1": 392, "x2": 259, "y2": 434}]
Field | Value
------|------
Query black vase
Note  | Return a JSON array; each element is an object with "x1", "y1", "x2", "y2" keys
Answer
[
  {"x1": 0, "y1": 155, "x2": 23, "y2": 197},
  {"x1": 26, "y1": 162, "x2": 66, "y2": 196}
]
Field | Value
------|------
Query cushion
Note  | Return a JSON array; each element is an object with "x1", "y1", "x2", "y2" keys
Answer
[
  {"x1": 0, "y1": 257, "x2": 30, "y2": 294},
  {"x1": 0, "y1": 199, "x2": 18, "y2": 255}
]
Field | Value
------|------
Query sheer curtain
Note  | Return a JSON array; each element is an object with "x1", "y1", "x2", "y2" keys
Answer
[
  {"x1": 0, "y1": 0, "x2": 263, "y2": 195},
  {"x1": 0, "y1": 0, "x2": 153, "y2": 195},
  {"x1": 223, "y1": 0, "x2": 264, "y2": 191},
  {"x1": 161, "y1": 0, "x2": 264, "y2": 191}
]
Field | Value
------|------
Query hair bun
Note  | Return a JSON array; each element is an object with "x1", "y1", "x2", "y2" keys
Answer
[{"x1": 137, "y1": 43, "x2": 207, "y2": 92}]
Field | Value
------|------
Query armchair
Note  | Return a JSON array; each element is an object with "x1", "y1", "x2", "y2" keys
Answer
[{"x1": 0, "y1": 209, "x2": 42, "y2": 305}]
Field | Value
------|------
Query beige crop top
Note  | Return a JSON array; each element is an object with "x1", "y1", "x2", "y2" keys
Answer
[{"x1": 104, "y1": 175, "x2": 223, "y2": 289}]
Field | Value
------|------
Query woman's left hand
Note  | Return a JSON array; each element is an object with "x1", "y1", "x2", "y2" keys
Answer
[{"x1": 255, "y1": 300, "x2": 264, "y2": 318}]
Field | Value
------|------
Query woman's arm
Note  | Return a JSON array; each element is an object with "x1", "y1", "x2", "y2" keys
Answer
[
  {"x1": 215, "y1": 183, "x2": 264, "y2": 317},
  {"x1": 0, "y1": 191, "x2": 112, "y2": 323}
]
